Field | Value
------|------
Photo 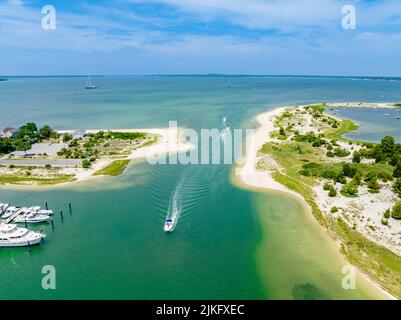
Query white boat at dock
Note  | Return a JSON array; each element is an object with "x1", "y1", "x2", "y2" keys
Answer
[
  {"x1": 13, "y1": 207, "x2": 51, "y2": 224},
  {"x1": 0, "y1": 223, "x2": 45, "y2": 247},
  {"x1": 37, "y1": 209, "x2": 54, "y2": 216},
  {"x1": 0, "y1": 203, "x2": 9, "y2": 216},
  {"x1": 1, "y1": 206, "x2": 20, "y2": 219}
]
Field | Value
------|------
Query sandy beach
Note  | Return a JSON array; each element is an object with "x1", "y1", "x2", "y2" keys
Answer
[
  {"x1": 236, "y1": 107, "x2": 303, "y2": 200},
  {"x1": 235, "y1": 103, "x2": 398, "y2": 300},
  {"x1": 65, "y1": 127, "x2": 195, "y2": 184}
]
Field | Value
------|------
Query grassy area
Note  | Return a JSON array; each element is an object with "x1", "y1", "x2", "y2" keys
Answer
[
  {"x1": 0, "y1": 175, "x2": 75, "y2": 185},
  {"x1": 334, "y1": 218, "x2": 401, "y2": 298},
  {"x1": 258, "y1": 107, "x2": 401, "y2": 298},
  {"x1": 393, "y1": 104, "x2": 401, "y2": 108},
  {"x1": 324, "y1": 119, "x2": 359, "y2": 141},
  {"x1": 93, "y1": 160, "x2": 131, "y2": 176}
]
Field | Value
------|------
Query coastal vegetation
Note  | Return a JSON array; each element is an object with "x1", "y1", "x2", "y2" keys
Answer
[
  {"x1": 0, "y1": 174, "x2": 74, "y2": 185},
  {"x1": 258, "y1": 104, "x2": 401, "y2": 298},
  {"x1": 0, "y1": 123, "x2": 157, "y2": 185},
  {"x1": 93, "y1": 160, "x2": 131, "y2": 176},
  {"x1": 0, "y1": 122, "x2": 58, "y2": 155}
]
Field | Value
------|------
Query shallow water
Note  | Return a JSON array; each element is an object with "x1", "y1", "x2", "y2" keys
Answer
[
  {"x1": 1, "y1": 76, "x2": 401, "y2": 299},
  {"x1": 327, "y1": 107, "x2": 401, "y2": 143}
]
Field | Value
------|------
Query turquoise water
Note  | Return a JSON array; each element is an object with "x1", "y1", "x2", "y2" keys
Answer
[{"x1": 1, "y1": 76, "x2": 401, "y2": 299}]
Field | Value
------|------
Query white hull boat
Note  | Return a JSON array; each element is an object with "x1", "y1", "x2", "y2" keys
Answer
[
  {"x1": 164, "y1": 213, "x2": 178, "y2": 233},
  {"x1": 14, "y1": 207, "x2": 51, "y2": 223},
  {"x1": 0, "y1": 223, "x2": 45, "y2": 247}
]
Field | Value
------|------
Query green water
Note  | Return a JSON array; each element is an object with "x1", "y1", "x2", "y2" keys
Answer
[{"x1": 1, "y1": 76, "x2": 401, "y2": 299}]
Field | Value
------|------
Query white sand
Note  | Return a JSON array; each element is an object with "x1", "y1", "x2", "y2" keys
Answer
[
  {"x1": 236, "y1": 103, "x2": 398, "y2": 300},
  {"x1": 235, "y1": 107, "x2": 303, "y2": 200},
  {"x1": 62, "y1": 127, "x2": 194, "y2": 184}
]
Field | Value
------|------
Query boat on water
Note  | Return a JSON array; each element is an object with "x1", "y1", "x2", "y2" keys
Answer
[
  {"x1": 163, "y1": 216, "x2": 177, "y2": 232},
  {"x1": 37, "y1": 209, "x2": 54, "y2": 216},
  {"x1": 85, "y1": 75, "x2": 98, "y2": 89},
  {"x1": 0, "y1": 203, "x2": 9, "y2": 216},
  {"x1": 396, "y1": 116, "x2": 401, "y2": 119},
  {"x1": 14, "y1": 207, "x2": 51, "y2": 224},
  {"x1": 384, "y1": 113, "x2": 390, "y2": 116},
  {"x1": 1, "y1": 206, "x2": 20, "y2": 219},
  {"x1": 0, "y1": 223, "x2": 45, "y2": 247}
]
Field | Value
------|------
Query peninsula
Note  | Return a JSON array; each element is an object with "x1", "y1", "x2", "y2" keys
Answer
[
  {"x1": 0, "y1": 123, "x2": 192, "y2": 186},
  {"x1": 237, "y1": 102, "x2": 401, "y2": 299}
]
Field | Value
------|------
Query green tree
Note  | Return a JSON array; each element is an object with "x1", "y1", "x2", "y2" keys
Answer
[
  {"x1": 343, "y1": 163, "x2": 357, "y2": 178},
  {"x1": 391, "y1": 201, "x2": 401, "y2": 219},
  {"x1": 18, "y1": 122, "x2": 38, "y2": 139},
  {"x1": 38, "y1": 125, "x2": 53, "y2": 140},
  {"x1": 393, "y1": 162, "x2": 401, "y2": 178},
  {"x1": 352, "y1": 151, "x2": 361, "y2": 163},
  {"x1": 15, "y1": 140, "x2": 30, "y2": 155},
  {"x1": 393, "y1": 178, "x2": 401, "y2": 196},
  {"x1": 341, "y1": 181, "x2": 359, "y2": 197},
  {"x1": 384, "y1": 209, "x2": 391, "y2": 219},
  {"x1": 328, "y1": 186, "x2": 337, "y2": 197},
  {"x1": 381, "y1": 136, "x2": 395, "y2": 156},
  {"x1": 63, "y1": 133, "x2": 73, "y2": 142},
  {"x1": 0, "y1": 138, "x2": 16, "y2": 154},
  {"x1": 82, "y1": 159, "x2": 91, "y2": 169}
]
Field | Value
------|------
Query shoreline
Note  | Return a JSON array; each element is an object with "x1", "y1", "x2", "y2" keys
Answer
[
  {"x1": 0, "y1": 127, "x2": 194, "y2": 189},
  {"x1": 234, "y1": 102, "x2": 399, "y2": 300}
]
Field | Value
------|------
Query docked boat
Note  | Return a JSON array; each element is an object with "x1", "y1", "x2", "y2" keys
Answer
[
  {"x1": 0, "y1": 223, "x2": 45, "y2": 247},
  {"x1": 1, "y1": 206, "x2": 20, "y2": 219},
  {"x1": 14, "y1": 207, "x2": 51, "y2": 224},
  {"x1": 0, "y1": 203, "x2": 9, "y2": 216},
  {"x1": 37, "y1": 209, "x2": 54, "y2": 216}
]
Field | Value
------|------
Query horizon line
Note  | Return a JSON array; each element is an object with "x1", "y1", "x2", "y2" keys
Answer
[{"x1": 2, "y1": 74, "x2": 401, "y2": 78}]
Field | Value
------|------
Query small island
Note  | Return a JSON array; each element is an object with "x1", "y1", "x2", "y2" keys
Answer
[
  {"x1": 0, "y1": 123, "x2": 190, "y2": 186},
  {"x1": 238, "y1": 102, "x2": 401, "y2": 299}
]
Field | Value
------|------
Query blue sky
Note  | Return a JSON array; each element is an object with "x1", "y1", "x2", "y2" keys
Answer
[{"x1": 0, "y1": 0, "x2": 400, "y2": 75}]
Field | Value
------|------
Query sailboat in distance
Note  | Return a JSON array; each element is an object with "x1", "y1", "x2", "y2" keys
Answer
[{"x1": 85, "y1": 75, "x2": 98, "y2": 89}]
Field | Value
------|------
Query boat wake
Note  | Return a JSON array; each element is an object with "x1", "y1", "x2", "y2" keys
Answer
[{"x1": 150, "y1": 164, "x2": 226, "y2": 232}]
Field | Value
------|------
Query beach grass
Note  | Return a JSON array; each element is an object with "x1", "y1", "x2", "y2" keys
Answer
[
  {"x1": 324, "y1": 119, "x2": 359, "y2": 141},
  {"x1": 259, "y1": 106, "x2": 401, "y2": 298},
  {"x1": 93, "y1": 160, "x2": 131, "y2": 176},
  {"x1": 0, "y1": 175, "x2": 75, "y2": 185}
]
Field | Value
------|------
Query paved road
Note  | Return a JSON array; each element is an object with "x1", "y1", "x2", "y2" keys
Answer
[{"x1": 0, "y1": 159, "x2": 81, "y2": 167}]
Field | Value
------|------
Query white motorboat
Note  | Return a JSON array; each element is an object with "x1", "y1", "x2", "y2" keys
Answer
[
  {"x1": 0, "y1": 203, "x2": 9, "y2": 216},
  {"x1": 14, "y1": 207, "x2": 51, "y2": 224},
  {"x1": 164, "y1": 210, "x2": 179, "y2": 233},
  {"x1": 0, "y1": 223, "x2": 45, "y2": 247},
  {"x1": 37, "y1": 209, "x2": 54, "y2": 216},
  {"x1": 163, "y1": 217, "x2": 176, "y2": 232},
  {"x1": 1, "y1": 206, "x2": 20, "y2": 219}
]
